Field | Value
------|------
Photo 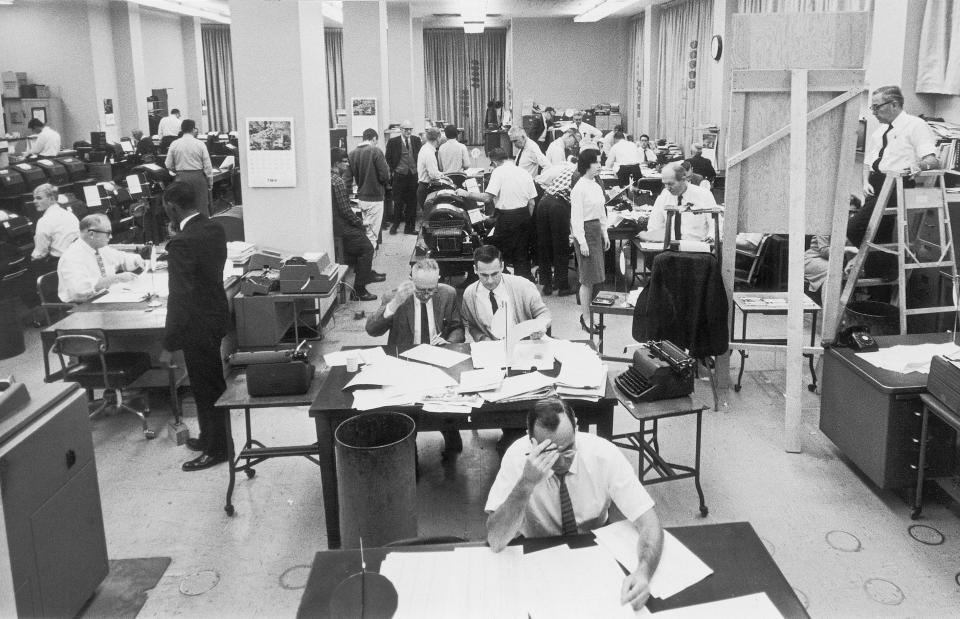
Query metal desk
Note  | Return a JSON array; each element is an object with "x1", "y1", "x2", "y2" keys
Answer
[
  {"x1": 588, "y1": 291, "x2": 636, "y2": 362},
  {"x1": 912, "y1": 393, "x2": 960, "y2": 519}
]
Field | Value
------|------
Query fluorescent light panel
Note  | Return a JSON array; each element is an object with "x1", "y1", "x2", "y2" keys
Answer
[
  {"x1": 127, "y1": 0, "x2": 230, "y2": 24},
  {"x1": 574, "y1": 0, "x2": 633, "y2": 23},
  {"x1": 463, "y1": 21, "x2": 484, "y2": 34},
  {"x1": 461, "y1": 0, "x2": 486, "y2": 23},
  {"x1": 323, "y1": 1, "x2": 343, "y2": 24}
]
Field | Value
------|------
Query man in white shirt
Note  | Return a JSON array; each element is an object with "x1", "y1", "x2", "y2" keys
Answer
[
  {"x1": 416, "y1": 127, "x2": 444, "y2": 217},
  {"x1": 571, "y1": 111, "x2": 603, "y2": 151},
  {"x1": 31, "y1": 183, "x2": 79, "y2": 268},
  {"x1": 486, "y1": 397, "x2": 663, "y2": 610},
  {"x1": 849, "y1": 85, "x2": 940, "y2": 249},
  {"x1": 639, "y1": 162, "x2": 716, "y2": 244},
  {"x1": 437, "y1": 124, "x2": 472, "y2": 173},
  {"x1": 606, "y1": 132, "x2": 643, "y2": 187},
  {"x1": 25, "y1": 119, "x2": 61, "y2": 157},
  {"x1": 638, "y1": 134, "x2": 658, "y2": 167},
  {"x1": 545, "y1": 129, "x2": 579, "y2": 167},
  {"x1": 58, "y1": 214, "x2": 145, "y2": 302},
  {"x1": 165, "y1": 118, "x2": 213, "y2": 217},
  {"x1": 509, "y1": 126, "x2": 549, "y2": 179},
  {"x1": 458, "y1": 148, "x2": 538, "y2": 278},
  {"x1": 157, "y1": 108, "x2": 182, "y2": 139}
]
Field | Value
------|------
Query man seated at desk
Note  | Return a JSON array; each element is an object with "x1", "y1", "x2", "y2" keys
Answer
[
  {"x1": 57, "y1": 213, "x2": 145, "y2": 303},
  {"x1": 485, "y1": 397, "x2": 664, "y2": 610},
  {"x1": 365, "y1": 258, "x2": 465, "y2": 453},
  {"x1": 545, "y1": 128, "x2": 579, "y2": 167},
  {"x1": 638, "y1": 134, "x2": 658, "y2": 168},
  {"x1": 637, "y1": 162, "x2": 715, "y2": 245}
]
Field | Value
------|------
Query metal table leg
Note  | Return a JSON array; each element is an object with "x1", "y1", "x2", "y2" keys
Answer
[
  {"x1": 694, "y1": 410, "x2": 707, "y2": 516},
  {"x1": 807, "y1": 311, "x2": 819, "y2": 392},
  {"x1": 912, "y1": 405, "x2": 931, "y2": 520},
  {"x1": 225, "y1": 408, "x2": 237, "y2": 516},
  {"x1": 735, "y1": 311, "x2": 748, "y2": 392}
]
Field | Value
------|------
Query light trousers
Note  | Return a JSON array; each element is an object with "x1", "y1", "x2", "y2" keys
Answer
[{"x1": 358, "y1": 200, "x2": 383, "y2": 248}]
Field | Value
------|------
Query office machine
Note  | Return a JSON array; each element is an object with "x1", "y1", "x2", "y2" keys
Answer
[
  {"x1": 131, "y1": 162, "x2": 172, "y2": 184},
  {"x1": 90, "y1": 131, "x2": 107, "y2": 149},
  {"x1": 54, "y1": 155, "x2": 90, "y2": 183},
  {"x1": 240, "y1": 268, "x2": 280, "y2": 296},
  {"x1": 229, "y1": 341, "x2": 310, "y2": 366},
  {"x1": 33, "y1": 158, "x2": 71, "y2": 188},
  {"x1": 928, "y1": 354, "x2": 960, "y2": 415},
  {"x1": 246, "y1": 250, "x2": 284, "y2": 273},
  {"x1": 0, "y1": 208, "x2": 35, "y2": 277},
  {"x1": 0, "y1": 167, "x2": 27, "y2": 213},
  {"x1": 279, "y1": 252, "x2": 339, "y2": 294},
  {"x1": 11, "y1": 161, "x2": 47, "y2": 190},
  {"x1": 422, "y1": 184, "x2": 490, "y2": 258},
  {"x1": 228, "y1": 341, "x2": 314, "y2": 397},
  {"x1": 615, "y1": 341, "x2": 696, "y2": 402}
]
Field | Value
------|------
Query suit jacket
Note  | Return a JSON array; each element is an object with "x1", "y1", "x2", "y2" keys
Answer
[
  {"x1": 686, "y1": 154, "x2": 716, "y2": 183},
  {"x1": 527, "y1": 115, "x2": 545, "y2": 142},
  {"x1": 163, "y1": 215, "x2": 229, "y2": 350},
  {"x1": 385, "y1": 135, "x2": 422, "y2": 174},
  {"x1": 365, "y1": 283, "x2": 465, "y2": 353}
]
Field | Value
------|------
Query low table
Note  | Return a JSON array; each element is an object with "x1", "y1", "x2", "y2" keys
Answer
[{"x1": 588, "y1": 291, "x2": 636, "y2": 362}]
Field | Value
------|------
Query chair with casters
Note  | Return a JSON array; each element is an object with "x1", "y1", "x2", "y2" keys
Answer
[
  {"x1": 37, "y1": 270, "x2": 74, "y2": 325},
  {"x1": 384, "y1": 536, "x2": 468, "y2": 547},
  {"x1": 444, "y1": 172, "x2": 467, "y2": 189},
  {"x1": 52, "y1": 328, "x2": 156, "y2": 439}
]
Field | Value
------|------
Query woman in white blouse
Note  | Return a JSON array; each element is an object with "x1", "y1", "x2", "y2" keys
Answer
[{"x1": 570, "y1": 149, "x2": 609, "y2": 334}]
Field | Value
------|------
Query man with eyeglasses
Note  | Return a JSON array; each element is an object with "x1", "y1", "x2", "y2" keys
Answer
[
  {"x1": 385, "y1": 120, "x2": 422, "y2": 235},
  {"x1": 57, "y1": 213, "x2": 144, "y2": 302},
  {"x1": 485, "y1": 396, "x2": 663, "y2": 611},
  {"x1": 365, "y1": 258, "x2": 465, "y2": 453}
]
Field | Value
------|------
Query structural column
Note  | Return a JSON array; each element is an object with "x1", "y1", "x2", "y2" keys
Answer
[
  {"x1": 180, "y1": 16, "x2": 208, "y2": 133},
  {"x1": 342, "y1": 0, "x2": 390, "y2": 149},
  {"x1": 110, "y1": 1, "x2": 150, "y2": 138}
]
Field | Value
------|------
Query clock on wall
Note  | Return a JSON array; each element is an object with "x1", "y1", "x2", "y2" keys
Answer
[{"x1": 710, "y1": 35, "x2": 723, "y2": 61}]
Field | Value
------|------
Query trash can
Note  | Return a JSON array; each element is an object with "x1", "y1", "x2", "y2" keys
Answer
[
  {"x1": 0, "y1": 297, "x2": 25, "y2": 360},
  {"x1": 335, "y1": 411, "x2": 417, "y2": 548},
  {"x1": 841, "y1": 301, "x2": 899, "y2": 336}
]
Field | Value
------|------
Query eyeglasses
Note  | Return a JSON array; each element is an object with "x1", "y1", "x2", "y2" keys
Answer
[
  {"x1": 869, "y1": 100, "x2": 895, "y2": 113},
  {"x1": 88, "y1": 229, "x2": 112, "y2": 236}
]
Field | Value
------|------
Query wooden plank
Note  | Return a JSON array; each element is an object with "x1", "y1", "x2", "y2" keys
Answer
[
  {"x1": 730, "y1": 13, "x2": 869, "y2": 71},
  {"x1": 728, "y1": 342, "x2": 823, "y2": 356},
  {"x1": 727, "y1": 87, "x2": 864, "y2": 168},
  {"x1": 822, "y1": 97, "x2": 862, "y2": 344},
  {"x1": 785, "y1": 69, "x2": 807, "y2": 454},
  {"x1": 731, "y1": 69, "x2": 864, "y2": 93}
]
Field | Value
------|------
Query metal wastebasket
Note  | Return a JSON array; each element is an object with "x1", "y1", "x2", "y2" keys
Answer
[
  {"x1": 335, "y1": 411, "x2": 417, "y2": 548},
  {"x1": 0, "y1": 297, "x2": 25, "y2": 360},
  {"x1": 841, "y1": 301, "x2": 899, "y2": 336}
]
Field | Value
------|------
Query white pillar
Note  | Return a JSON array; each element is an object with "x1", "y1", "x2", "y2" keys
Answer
[
  {"x1": 343, "y1": 0, "x2": 390, "y2": 149},
  {"x1": 411, "y1": 17, "x2": 426, "y2": 132},
  {"x1": 110, "y1": 1, "x2": 150, "y2": 137},
  {"x1": 387, "y1": 2, "x2": 414, "y2": 127},
  {"x1": 181, "y1": 16, "x2": 207, "y2": 133}
]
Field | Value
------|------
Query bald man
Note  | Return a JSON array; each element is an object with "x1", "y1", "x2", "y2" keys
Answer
[
  {"x1": 57, "y1": 214, "x2": 144, "y2": 302},
  {"x1": 639, "y1": 162, "x2": 716, "y2": 244}
]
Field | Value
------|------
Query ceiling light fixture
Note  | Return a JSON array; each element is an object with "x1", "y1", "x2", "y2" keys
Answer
[
  {"x1": 574, "y1": 0, "x2": 634, "y2": 23},
  {"x1": 127, "y1": 0, "x2": 231, "y2": 24},
  {"x1": 322, "y1": 1, "x2": 343, "y2": 24},
  {"x1": 463, "y1": 21, "x2": 485, "y2": 34},
  {"x1": 461, "y1": 0, "x2": 486, "y2": 23}
]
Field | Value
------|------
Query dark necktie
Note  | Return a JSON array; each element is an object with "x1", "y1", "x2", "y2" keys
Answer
[
  {"x1": 95, "y1": 249, "x2": 107, "y2": 277},
  {"x1": 556, "y1": 472, "x2": 577, "y2": 536},
  {"x1": 489, "y1": 290, "x2": 499, "y2": 315},
  {"x1": 872, "y1": 125, "x2": 892, "y2": 174},
  {"x1": 420, "y1": 302, "x2": 430, "y2": 344},
  {"x1": 404, "y1": 137, "x2": 409, "y2": 152},
  {"x1": 673, "y1": 194, "x2": 683, "y2": 241},
  {"x1": 515, "y1": 145, "x2": 524, "y2": 167}
]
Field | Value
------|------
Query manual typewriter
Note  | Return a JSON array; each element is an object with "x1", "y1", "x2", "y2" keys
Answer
[{"x1": 615, "y1": 340, "x2": 696, "y2": 402}]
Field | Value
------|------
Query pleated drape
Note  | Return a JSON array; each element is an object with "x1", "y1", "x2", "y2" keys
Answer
[
  {"x1": 424, "y1": 29, "x2": 506, "y2": 145},
  {"x1": 201, "y1": 24, "x2": 236, "y2": 132},
  {"x1": 916, "y1": 0, "x2": 960, "y2": 95},
  {"x1": 325, "y1": 28, "x2": 346, "y2": 126},
  {"x1": 737, "y1": 0, "x2": 872, "y2": 11},
  {"x1": 626, "y1": 15, "x2": 644, "y2": 136}
]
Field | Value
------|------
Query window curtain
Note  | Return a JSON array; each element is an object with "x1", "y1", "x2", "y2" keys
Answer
[
  {"x1": 626, "y1": 15, "x2": 645, "y2": 136},
  {"x1": 201, "y1": 24, "x2": 236, "y2": 132},
  {"x1": 325, "y1": 28, "x2": 346, "y2": 127},
  {"x1": 424, "y1": 29, "x2": 506, "y2": 145},
  {"x1": 916, "y1": 0, "x2": 960, "y2": 95},
  {"x1": 737, "y1": 0, "x2": 872, "y2": 11},
  {"x1": 654, "y1": 0, "x2": 713, "y2": 152}
]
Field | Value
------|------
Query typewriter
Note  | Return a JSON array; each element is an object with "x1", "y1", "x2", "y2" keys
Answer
[{"x1": 615, "y1": 341, "x2": 696, "y2": 402}]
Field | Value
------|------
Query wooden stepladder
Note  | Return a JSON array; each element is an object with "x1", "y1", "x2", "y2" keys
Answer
[{"x1": 836, "y1": 170, "x2": 959, "y2": 335}]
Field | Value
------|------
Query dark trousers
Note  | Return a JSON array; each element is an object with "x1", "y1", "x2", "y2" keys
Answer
[
  {"x1": 338, "y1": 227, "x2": 374, "y2": 290},
  {"x1": 182, "y1": 332, "x2": 227, "y2": 457},
  {"x1": 492, "y1": 208, "x2": 532, "y2": 277},
  {"x1": 536, "y1": 194, "x2": 571, "y2": 289},
  {"x1": 847, "y1": 171, "x2": 913, "y2": 278},
  {"x1": 617, "y1": 164, "x2": 642, "y2": 187},
  {"x1": 392, "y1": 172, "x2": 418, "y2": 230},
  {"x1": 416, "y1": 182, "x2": 432, "y2": 221}
]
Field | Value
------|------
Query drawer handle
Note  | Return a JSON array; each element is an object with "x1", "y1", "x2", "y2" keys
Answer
[{"x1": 65, "y1": 449, "x2": 76, "y2": 469}]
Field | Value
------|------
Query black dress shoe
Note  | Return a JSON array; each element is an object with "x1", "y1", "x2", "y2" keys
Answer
[
  {"x1": 370, "y1": 273, "x2": 387, "y2": 282},
  {"x1": 556, "y1": 287, "x2": 576, "y2": 297},
  {"x1": 371, "y1": 270, "x2": 385, "y2": 277},
  {"x1": 356, "y1": 290, "x2": 377, "y2": 302},
  {"x1": 390, "y1": 224, "x2": 399, "y2": 235},
  {"x1": 542, "y1": 283, "x2": 553, "y2": 296},
  {"x1": 579, "y1": 315, "x2": 603, "y2": 335},
  {"x1": 182, "y1": 453, "x2": 227, "y2": 472},
  {"x1": 186, "y1": 437, "x2": 205, "y2": 452}
]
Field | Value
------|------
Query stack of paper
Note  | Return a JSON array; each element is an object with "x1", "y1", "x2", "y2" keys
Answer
[
  {"x1": 480, "y1": 371, "x2": 554, "y2": 403},
  {"x1": 345, "y1": 357, "x2": 459, "y2": 410},
  {"x1": 856, "y1": 342, "x2": 960, "y2": 374},
  {"x1": 226, "y1": 241, "x2": 256, "y2": 264},
  {"x1": 458, "y1": 368, "x2": 505, "y2": 393},
  {"x1": 323, "y1": 347, "x2": 387, "y2": 367},
  {"x1": 555, "y1": 367, "x2": 608, "y2": 402},
  {"x1": 471, "y1": 339, "x2": 554, "y2": 371},
  {"x1": 400, "y1": 344, "x2": 471, "y2": 368},
  {"x1": 524, "y1": 545, "x2": 638, "y2": 619}
]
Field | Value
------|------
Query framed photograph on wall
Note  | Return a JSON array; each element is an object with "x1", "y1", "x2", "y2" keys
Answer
[
  {"x1": 351, "y1": 97, "x2": 378, "y2": 137},
  {"x1": 246, "y1": 117, "x2": 296, "y2": 187}
]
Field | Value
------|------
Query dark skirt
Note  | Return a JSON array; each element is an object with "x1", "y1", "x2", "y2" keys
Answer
[{"x1": 574, "y1": 219, "x2": 605, "y2": 286}]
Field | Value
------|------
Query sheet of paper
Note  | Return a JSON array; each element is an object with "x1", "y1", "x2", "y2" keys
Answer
[
  {"x1": 344, "y1": 357, "x2": 457, "y2": 390},
  {"x1": 649, "y1": 593, "x2": 782, "y2": 619},
  {"x1": 126, "y1": 174, "x2": 142, "y2": 195},
  {"x1": 465, "y1": 177, "x2": 481, "y2": 192},
  {"x1": 593, "y1": 522, "x2": 713, "y2": 601},
  {"x1": 350, "y1": 386, "x2": 419, "y2": 411},
  {"x1": 856, "y1": 342, "x2": 960, "y2": 375},
  {"x1": 467, "y1": 207, "x2": 484, "y2": 223},
  {"x1": 626, "y1": 287, "x2": 643, "y2": 307},
  {"x1": 470, "y1": 339, "x2": 554, "y2": 371},
  {"x1": 556, "y1": 367, "x2": 607, "y2": 401},
  {"x1": 556, "y1": 357, "x2": 605, "y2": 388},
  {"x1": 323, "y1": 346, "x2": 386, "y2": 367},
  {"x1": 400, "y1": 344, "x2": 471, "y2": 368},
  {"x1": 480, "y1": 371, "x2": 554, "y2": 403},
  {"x1": 91, "y1": 271, "x2": 168, "y2": 303},
  {"x1": 83, "y1": 185, "x2": 101, "y2": 206},
  {"x1": 458, "y1": 368, "x2": 505, "y2": 393}
]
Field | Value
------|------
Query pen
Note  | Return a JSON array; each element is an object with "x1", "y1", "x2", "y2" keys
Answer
[{"x1": 524, "y1": 446, "x2": 558, "y2": 455}]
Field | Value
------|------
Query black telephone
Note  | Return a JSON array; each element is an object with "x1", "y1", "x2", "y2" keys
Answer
[{"x1": 837, "y1": 325, "x2": 879, "y2": 351}]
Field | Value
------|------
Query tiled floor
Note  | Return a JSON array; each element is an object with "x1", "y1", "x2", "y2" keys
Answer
[{"x1": 3, "y1": 229, "x2": 960, "y2": 618}]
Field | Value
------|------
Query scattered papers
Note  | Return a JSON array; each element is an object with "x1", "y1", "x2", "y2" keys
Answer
[
  {"x1": 556, "y1": 367, "x2": 607, "y2": 402},
  {"x1": 471, "y1": 334, "x2": 555, "y2": 371},
  {"x1": 593, "y1": 522, "x2": 713, "y2": 601},
  {"x1": 648, "y1": 593, "x2": 783, "y2": 619},
  {"x1": 856, "y1": 342, "x2": 960, "y2": 375},
  {"x1": 323, "y1": 346, "x2": 387, "y2": 367},
  {"x1": 401, "y1": 344, "x2": 471, "y2": 368},
  {"x1": 344, "y1": 357, "x2": 457, "y2": 390},
  {"x1": 421, "y1": 393, "x2": 484, "y2": 414},
  {"x1": 525, "y1": 545, "x2": 638, "y2": 619},
  {"x1": 458, "y1": 368, "x2": 505, "y2": 393},
  {"x1": 556, "y1": 356, "x2": 605, "y2": 389},
  {"x1": 480, "y1": 371, "x2": 554, "y2": 403},
  {"x1": 91, "y1": 270, "x2": 167, "y2": 303}
]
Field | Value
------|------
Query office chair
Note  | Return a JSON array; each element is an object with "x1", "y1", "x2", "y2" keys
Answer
[
  {"x1": 52, "y1": 329, "x2": 156, "y2": 439},
  {"x1": 444, "y1": 171, "x2": 467, "y2": 189},
  {"x1": 733, "y1": 233, "x2": 772, "y2": 289},
  {"x1": 36, "y1": 271, "x2": 73, "y2": 325}
]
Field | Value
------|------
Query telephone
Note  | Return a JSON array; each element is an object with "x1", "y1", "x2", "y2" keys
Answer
[{"x1": 836, "y1": 325, "x2": 878, "y2": 351}]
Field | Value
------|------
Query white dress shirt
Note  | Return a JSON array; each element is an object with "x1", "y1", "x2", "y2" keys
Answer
[
  {"x1": 417, "y1": 142, "x2": 442, "y2": 183},
  {"x1": 165, "y1": 133, "x2": 213, "y2": 176},
  {"x1": 472, "y1": 280, "x2": 515, "y2": 338},
  {"x1": 644, "y1": 183, "x2": 717, "y2": 243},
  {"x1": 57, "y1": 239, "x2": 144, "y2": 302},
  {"x1": 545, "y1": 139, "x2": 569, "y2": 166},
  {"x1": 486, "y1": 162, "x2": 537, "y2": 211},
  {"x1": 606, "y1": 140, "x2": 642, "y2": 170},
  {"x1": 485, "y1": 432, "x2": 655, "y2": 537},
  {"x1": 570, "y1": 177, "x2": 608, "y2": 247},
  {"x1": 865, "y1": 111, "x2": 938, "y2": 174},
  {"x1": 515, "y1": 138, "x2": 549, "y2": 178},
  {"x1": 157, "y1": 114, "x2": 182, "y2": 138},
  {"x1": 32, "y1": 206, "x2": 80, "y2": 259},
  {"x1": 27, "y1": 126, "x2": 61, "y2": 156},
  {"x1": 437, "y1": 139, "x2": 471, "y2": 173},
  {"x1": 639, "y1": 145, "x2": 658, "y2": 166},
  {"x1": 574, "y1": 121, "x2": 603, "y2": 150}
]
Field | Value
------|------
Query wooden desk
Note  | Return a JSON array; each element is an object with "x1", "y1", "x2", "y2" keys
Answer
[
  {"x1": 295, "y1": 522, "x2": 809, "y2": 618},
  {"x1": 309, "y1": 342, "x2": 617, "y2": 549}
]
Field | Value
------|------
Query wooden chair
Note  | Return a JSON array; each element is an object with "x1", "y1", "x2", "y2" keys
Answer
[
  {"x1": 52, "y1": 329, "x2": 156, "y2": 439},
  {"x1": 36, "y1": 271, "x2": 73, "y2": 326}
]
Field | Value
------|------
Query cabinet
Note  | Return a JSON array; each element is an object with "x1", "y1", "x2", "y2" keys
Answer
[{"x1": 0, "y1": 382, "x2": 108, "y2": 618}]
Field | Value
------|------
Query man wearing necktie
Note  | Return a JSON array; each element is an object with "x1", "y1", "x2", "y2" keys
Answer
[
  {"x1": 57, "y1": 214, "x2": 144, "y2": 302},
  {"x1": 385, "y1": 120, "x2": 422, "y2": 235},
  {"x1": 638, "y1": 162, "x2": 715, "y2": 246},
  {"x1": 365, "y1": 259, "x2": 465, "y2": 454},
  {"x1": 485, "y1": 397, "x2": 664, "y2": 611}
]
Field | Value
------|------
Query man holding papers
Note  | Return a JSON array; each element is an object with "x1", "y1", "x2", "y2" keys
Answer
[
  {"x1": 58, "y1": 214, "x2": 145, "y2": 302},
  {"x1": 365, "y1": 258, "x2": 465, "y2": 453},
  {"x1": 486, "y1": 397, "x2": 663, "y2": 611}
]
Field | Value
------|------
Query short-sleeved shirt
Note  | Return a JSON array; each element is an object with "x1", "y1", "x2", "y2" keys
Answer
[
  {"x1": 485, "y1": 161, "x2": 537, "y2": 211},
  {"x1": 866, "y1": 111, "x2": 937, "y2": 174},
  {"x1": 645, "y1": 183, "x2": 716, "y2": 242},
  {"x1": 438, "y1": 139, "x2": 471, "y2": 173},
  {"x1": 32, "y1": 205, "x2": 79, "y2": 259},
  {"x1": 485, "y1": 432, "x2": 655, "y2": 537}
]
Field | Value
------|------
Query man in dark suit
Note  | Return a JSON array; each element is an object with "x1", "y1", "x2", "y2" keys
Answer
[
  {"x1": 161, "y1": 182, "x2": 230, "y2": 472},
  {"x1": 384, "y1": 120, "x2": 422, "y2": 235},
  {"x1": 685, "y1": 143, "x2": 717, "y2": 185},
  {"x1": 365, "y1": 258, "x2": 466, "y2": 453},
  {"x1": 528, "y1": 106, "x2": 555, "y2": 154}
]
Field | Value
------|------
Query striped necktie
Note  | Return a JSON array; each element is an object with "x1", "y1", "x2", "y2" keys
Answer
[
  {"x1": 95, "y1": 249, "x2": 107, "y2": 277},
  {"x1": 556, "y1": 472, "x2": 577, "y2": 536}
]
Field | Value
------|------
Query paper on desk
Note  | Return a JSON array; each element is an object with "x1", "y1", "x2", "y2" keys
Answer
[
  {"x1": 344, "y1": 357, "x2": 456, "y2": 390},
  {"x1": 458, "y1": 368, "x2": 505, "y2": 393},
  {"x1": 593, "y1": 522, "x2": 713, "y2": 601},
  {"x1": 481, "y1": 371, "x2": 554, "y2": 403},
  {"x1": 856, "y1": 342, "x2": 960, "y2": 375},
  {"x1": 400, "y1": 344, "x2": 471, "y2": 368},
  {"x1": 350, "y1": 385, "x2": 419, "y2": 411},
  {"x1": 556, "y1": 367, "x2": 607, "y2": 401},
  {"x1": 470, "y1": 339, "x2": 552, "y2": 371},
  {"x1": 648, "y1": 593, "x2": 782, "y2": 619},
  {"x1": 92, "y1": 271, "x2": 168, "y2": 303},
  {"x1": 323, "y1": 346, "x2": 386, "y2": 367},
  {"x1": 556, "y1": 356, "x2": 605, "y2": 388}
]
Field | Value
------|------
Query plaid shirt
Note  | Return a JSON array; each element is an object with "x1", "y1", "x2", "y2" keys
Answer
[
  {"x1": 544, "y1": 164, "x2": 576, "y2": 203},
  {"x1": 332, "y1": 173, "x2": 363, "y2": 233}
]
